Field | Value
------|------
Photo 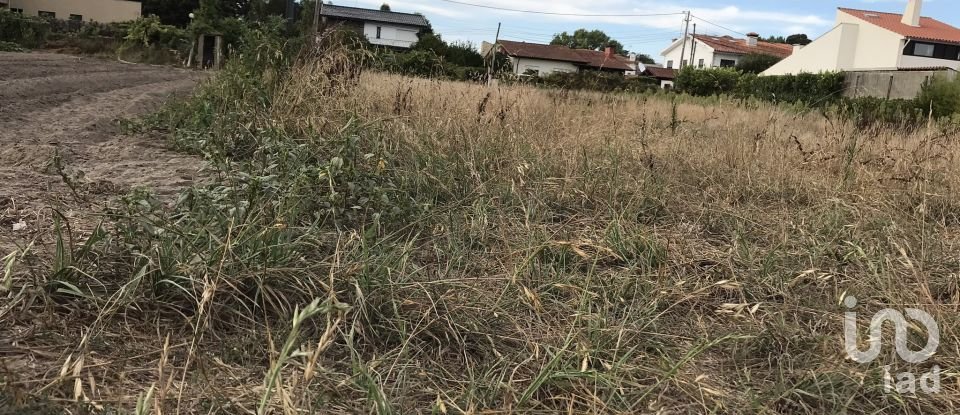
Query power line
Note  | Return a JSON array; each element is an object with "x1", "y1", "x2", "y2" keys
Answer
[
  {"x1": 690, "y1": 15, "x2": 746, "y2": 37},
  {"x1": 434, "y1": 0, "x2": 685, "y2": 18}
]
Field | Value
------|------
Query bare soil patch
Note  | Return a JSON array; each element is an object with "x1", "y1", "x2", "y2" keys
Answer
[{"x1": 0, "y1": 52, "x2": 204, "y2": 258}]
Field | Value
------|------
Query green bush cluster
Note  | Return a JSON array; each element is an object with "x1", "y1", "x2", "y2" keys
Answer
[
  {"x1": 738, "y1": 72, "x2": 847, "y2": 105},
  {"x1": 124, "y1": 15, "x2": 189, "y2": 49},
  {"x1": 519, "y1": 70, "x2": 658, "y2": 93},
  {"x1": 674, "y1": 67, "x2": 742, "y2": 97},
  {"x1": 916, "y1": 75, "x2": 960, "y2": 119},
  {"x1": 0, "y1": 40, "x2": 26, "y2": 52},
  {"x1": 0, "y1": 9, "x2": 51, "y2": 48},
  {"x1": 376, "y1": 49, "x2": 485, "y2": 82},
  {"x1": 676, "y1": 67, "x2": 846, "y2": 105}
]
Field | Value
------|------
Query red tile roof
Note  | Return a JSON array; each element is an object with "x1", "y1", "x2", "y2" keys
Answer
[
  {"x1": 498, "y1": 40, "x2": 636, "y2": 72},
  {"x1": 694, "y1": 35, "x2": 794, "y2": 59},
  {"x1": 643, "y1": 66, "x2": 677, "y2": 80},
  {"x1": 839, "y1": 8, "x2": 960, "y2": 44}
]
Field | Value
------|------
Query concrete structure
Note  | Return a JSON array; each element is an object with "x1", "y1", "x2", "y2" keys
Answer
[
  {"x1": 320, "y1": 5, "x2": 430, "y2": 49},
  {"x1": 3, "y1": 0, "x2": 140, "y2": 22},
  {"x1": 482, "y1": 40, "x2": 637, "y2": 76},
  {"x1": 845, "y1": 68, "x2": 957, "y2": 99},
  {"x1": 660, "y1": 33, "x2": 793, "y2": 70},
  {"x1": 763, "y1": 1, "x2": 960, "y2": 76}
]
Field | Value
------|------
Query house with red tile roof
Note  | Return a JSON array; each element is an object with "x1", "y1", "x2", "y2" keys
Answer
[
  {"x1": 660, "y1": 33, "x2": 793, "y2": 71},
  {"x1": 763, "y1": 0, "x2": 960, "y2": 75},
  {"x1": 482, "y1": 40, "x2": 638, "y2": 77}
]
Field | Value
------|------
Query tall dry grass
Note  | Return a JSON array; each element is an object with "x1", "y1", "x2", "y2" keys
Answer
[{"x1": 4, "y1": 40, "x2": 960, "y2": 414}]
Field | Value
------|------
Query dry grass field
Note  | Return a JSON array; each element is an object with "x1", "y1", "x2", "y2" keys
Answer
[{"x1": 4, "y1": 44, "x2": 960, "y2": 414}]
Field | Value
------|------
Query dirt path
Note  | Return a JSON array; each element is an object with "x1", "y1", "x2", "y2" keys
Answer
[{"x1": 0, "y1": 52, "x2": 205, "y2": 254}]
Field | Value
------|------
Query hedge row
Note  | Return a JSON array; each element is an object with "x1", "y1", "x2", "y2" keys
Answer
[
  {"x1": 512, "y1": 71, "x2": 659, "y2": 93},
  {"x1": 675, "y1": 67, "x2": 846, "y2": 105}
]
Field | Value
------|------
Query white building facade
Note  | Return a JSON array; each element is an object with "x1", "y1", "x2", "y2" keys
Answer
[
  {"x1": 661, "y1": 34, "x2": 793, "y2": 70},
  {"x1": 362, "y1": 22, "x2": 421, "y2": 48},
  {"x1": 763, "y1": 0, "x2": 960, "y2": 75},
  {"x1": 320, "y1": 4, "x2": 430, "y2": 50}
]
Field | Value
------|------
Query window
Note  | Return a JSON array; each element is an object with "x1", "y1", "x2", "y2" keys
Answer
[
  {"x1": 69, "y1": 14, "x2": 83, "y2": 21},
  {"x1": 698, "y1": 58, "x2": 705, "y2": 68},
  {"x1": 38, "y1": 10, "x2": 55, "y2": 19},
  {"x1": 913, "y1": 42, "x2": 935, "y2": 57},
  {"x1": 376, "y1": 26, "x2": 381, "y2": 39},
  {"x1": 681, "y1": 59, "x2": 688, "y2": 68},
  {"x1": 905, "y1": 41, "x2": 960, "y2": 61},
  {"x1": 11, "y1": 8, "x2": 22, "y2": 13},
  {"x1": 719, "y1": 59, "x2": 737, "y2": 67},
  {"x1": 666, "y1": 60, "x2": 674, "y2": 69}
]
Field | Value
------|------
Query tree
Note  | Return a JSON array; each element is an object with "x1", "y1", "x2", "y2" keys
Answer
[
  {"x1": 445, "y1": 41, "x2": 484, "y2": 67},
  {"x1": 380, "y1": 3, "x2": 391, "y2": 11},
  {"x1": 142, "y1": 0, "x2": 200, "y2": 26},
  {"x1": 736, "y1": 53, "x2": 782, "y2": 74},
  {"x1": 636, "y1": 53, "x2": 655, "y2": 64},
  {"x1": 785, "y1": 33, "x2": 812, "y2": 46},
  {"x1": 412, "y1": 32, "x2": 447, "y2": 55},
  {"x1": 763, "y1": 33, "x2": 812, "y2": 45},
  {"x1": 550, "y1": 29, "x2": 628, "y2": 55}
]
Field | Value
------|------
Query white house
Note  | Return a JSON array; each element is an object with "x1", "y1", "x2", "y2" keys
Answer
[
  {"x1": 763, "y1": 0, "x2": 960, "y2": 75},
  {"x1": 660, "y1": 33, "x2": 793, "y2": 70},
  {"x1": 320, "y1": 4, "x2": 430, "y2": 49},
  {"x1": 483, "y1": 40, "x2": 637, "y2": 76}
]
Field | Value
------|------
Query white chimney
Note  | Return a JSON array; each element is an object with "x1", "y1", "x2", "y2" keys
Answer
[
  {"x1": 902, "y1": 0, "x2": 921, "y2": 27},
  {"x1": 746, "y1": 32, "x2": 759, "y2": 47}
]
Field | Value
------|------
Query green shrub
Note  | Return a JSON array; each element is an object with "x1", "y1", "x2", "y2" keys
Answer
[
  {"x1": 916, "y1": 76, "x2": 960, "y2": 119},
  {"x1": 535, "y1": 70, "x2": 657, "y2": 93},
  {"x1": 675, "y1": 67, "x2": 741, "y2": 96},
  {"x1": 124, "y1": 15, "x2": 189, "y2": 49},
  {"x1": 736, "y1": 53, "x2": 782, "y2": 74},
  {"x1": 0, "y1": 40, "x2": 26, "y2": 52},
  {"x1": 0, "y1": 9, "x2": 50, "y2": 48},
  {"x1": 737, "y1": 71, "x2": 845, "y2": 105}
]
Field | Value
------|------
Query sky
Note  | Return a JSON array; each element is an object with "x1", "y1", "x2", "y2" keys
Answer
[{"x1": 335, "y1": 0, "x2": 959, "y2": 63}]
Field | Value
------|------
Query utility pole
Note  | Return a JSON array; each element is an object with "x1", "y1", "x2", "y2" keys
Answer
[
  {"x1": 285, "y1": 0, "x2": 296, "y2": 32},
  {"x1": 690, "y1": 23, "x2": 697, "y2": 68},
  {"x1": 313, "y1": 0, "x2": 324, "y2": 37},
  {"x1": 678, "y1": 11, "x2": 691, "y2": 68},
  {"x1": 487, "y1": 22, "x2": 501, "y2": 86}
]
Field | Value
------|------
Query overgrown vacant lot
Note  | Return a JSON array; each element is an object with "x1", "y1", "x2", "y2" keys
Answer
[{"x1": 4, "y1": 41, "x2": 960, "y2": 414}]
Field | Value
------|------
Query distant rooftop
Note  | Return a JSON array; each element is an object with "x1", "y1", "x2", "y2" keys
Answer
[{"x1": 321, "y1": 4, "x2": 430, "y2": 28}]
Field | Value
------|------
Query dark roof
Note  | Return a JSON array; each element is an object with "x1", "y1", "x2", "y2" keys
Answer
[
  {"x1": 321, "y1": 4, "x2": 430, "y2": 27},
  {"x1": 497, "y1": 40, "x2": 635, "y2": 71},
  {"x1": 643, "y1": 66, "x2": 677, "y2": 80},
  {"x1": 839, "y1": 8, "x2": 960, "y2": 44},
  {"x1": 694, "y1": 35, "x2": 794, "y2": 58}
]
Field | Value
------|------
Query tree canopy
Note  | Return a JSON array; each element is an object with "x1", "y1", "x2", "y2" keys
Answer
[
  {"x1": 141, "y1": 0, "x2": 287, "y2": 26},
  {"x1": 763, "y1": 33, "x2": 812, "y2": 46},
  {"x1": 635, "y1": 54, "x2": 655, "y2": 64},
  {"x1": 550, "y1": 29, "x2": 628, "y2": 55},
  {"x1": 786, "y1": 34, "x2": 812, "y2": 46},
  {"x1": 380, "y1": 3, "x2": 391, "y2": 11}
]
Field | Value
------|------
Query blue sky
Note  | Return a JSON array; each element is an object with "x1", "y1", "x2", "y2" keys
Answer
[{"x1": 338, "y1": 0, "x2": 958, "y2": 63}]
